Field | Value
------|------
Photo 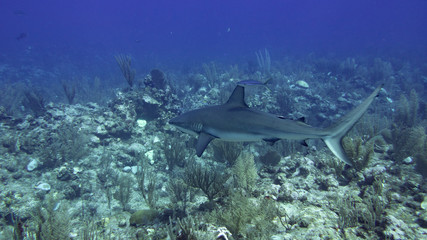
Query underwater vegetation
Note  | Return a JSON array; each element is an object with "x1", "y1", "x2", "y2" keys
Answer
[
  {"x1": 342, "y1": 136, "x2": 374, "y2": 171},
  {"x1": 0, "y1": 53, "x2": 426, "y2": 240},
  {"x1": 212, "y1": 141, "x2": 242, "y2": 166},
  {"x1": 115, "y1": 54, "x2": 136, "y2": 88},
  {"x1": 22, "y1": 91, "x2": 46, "y2": 117},
  {"x1": 384, "y1": 90, "x2": 427, "y2": 177},
  {"x1": 163, "y1": 134, "x2": 187, "y2": 170},
  {"x1": 184, "y1": 159, "x2": 227, "y2": 202},
  {"x1": 62, "y1": 82, "x2": 76, "y2": 105}
]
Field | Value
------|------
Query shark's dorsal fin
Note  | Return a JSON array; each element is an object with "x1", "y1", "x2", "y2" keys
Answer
[{"x1": 226, "y1": 86, "x2": 248, "y2": 107}]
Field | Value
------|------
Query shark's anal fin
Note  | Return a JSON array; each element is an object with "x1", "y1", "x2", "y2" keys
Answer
[
  {"x1": 195, "y1": 132, "x2": 215, "y2": 157},
  {"x1": 297, "y1": 117, "x2": 306, "y2": 123}
]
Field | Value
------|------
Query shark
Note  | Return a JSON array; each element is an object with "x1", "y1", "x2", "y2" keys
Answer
[{"x1": 169, "y1": 84, "x2": 383, "y2": 165}]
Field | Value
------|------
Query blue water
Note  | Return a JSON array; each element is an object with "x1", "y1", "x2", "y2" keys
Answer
[
  {"x1": 0, "y1": 0, "x2": 426, "y2": 107},
  {"x1": 2, "y1": 0, "x2": 426, "y2": 62}
]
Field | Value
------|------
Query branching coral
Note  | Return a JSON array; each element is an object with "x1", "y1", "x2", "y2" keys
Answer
[
  {"x1": 167, "y1": 178, "x2": 193, "y2": 215},
  {"x1": 114, "y1": 174, "x2": 133, "y2": 211},
  {"x1": 115, "y1": 54, "x2": 136, "y2": 88},
  {"x1": 62, "y1": 81, "x2": 76, "y2": 104},
  {"x1": 211, "y1": 192, "x2": 278, "y2": 238},
  {"x1": 387, "y1": 90, "x2": 427, "y2": 167},
  {"x1": 32, "y1": 193, "x2": 71, "y2": 240},
  {"x1": 136, "y1": 157, "x2": 158, "y2": 210},
  {"x1": 36, "y1": 121, "x2": 89, "y2": 168},
  {"x1": 184, "y1": 160, "x2": 227, "y2": 202},
  {"x1": 232, "y1": 152, "x2": 258, "y2": 193},
  {"x1": 395, "y1": 90, "x2": 418, "y2": 128},
  {"x1": 163, "y1": 134, "x2": 187, "y2": 170},
  {"x1": 202, "y1": 62, "x2": 219, "y2": 88},
  {"x1": 212, "y1": 141, "x2": 242, "y2": 166},
  {"x1": 22, "y1": 91, "x2": 46, "y2": 116},
  {"x1": 342, "y1": 136, "x2": 374, "y2": 171}
]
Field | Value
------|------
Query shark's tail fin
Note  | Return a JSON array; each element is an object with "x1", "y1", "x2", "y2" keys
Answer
[{"x1": 322, "y1": 85, "x2": 383, "y2": 165}]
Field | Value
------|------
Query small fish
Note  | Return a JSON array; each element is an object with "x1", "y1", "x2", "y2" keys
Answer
[
  {"x1": 237, "y1": 78, "x2": 272, "y2": 91},
  {"x1": 16, "y1": 33, "x2": 27, "y2": 40}
]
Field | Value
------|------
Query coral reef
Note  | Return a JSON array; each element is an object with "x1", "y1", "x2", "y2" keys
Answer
[{"x1": 0, "y1": 54, "x2": 426, "y2": 239}]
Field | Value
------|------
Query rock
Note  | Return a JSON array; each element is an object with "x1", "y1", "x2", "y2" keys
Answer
[
  {"x1": 384, "y1": 215, "x2": 410, "y2": 239},
  {"x1": 136, "y1": 94, "x2": 161, "y2": 120},
  {"x1": 27, "y1": 158, "x2": 39, "y2": 172},
  {"x1": 57, "y1": 167, "x2": 76, "y2": 181},
  {"x1": 315, "y1": 175, "x2": 339, "y2": 191},
  {"x1": 146, "y1": 228, "x2": 155, "y2": 236},
  {"x1": 338, "y1": 96, "x2": 351, "y2": 104},
  {"x1": 259, "y1": 151, "x2": 281, "y2": 166},
  {"x1": 136, "y1": 119, "x2": 147, "y2": 128},
  {"x1": 95, "y1": 125, "x2": 108, "y2": 137},
  {"x1": 129, "y1": 209, "x2": 159, "y2": 227},
  {"x1": 403, "y1": 156, "x2": 413, "y2": 164},
  {"x1": 5, "y1": 162, "x2": 18, "y2": 172},
  {"x1": 145, "y1": 150, "x2": 154, "y2": 163},
  {"x1": 69, "y1": 232, "x2": 78, "y2": 238},
  {"x1": 118, "y1": 216, "x2": 127, "y2": 228},
  {"x1": 414, "y1": 193, "x2": 424, "y2": 202},
  {"x1": 421, "y1": 197, "x2": 427, "y2": 210},
  {"x1": 101, "y1": 217, "x2": 110, "y2": 228},
  {"x1": 391, "y1": 192, "x2": 404, "y2": 203},
  {"x1": 363, "y1": 165, "x2": 386, "y2": 179},
  {"x1": 12, "y1": 172, "x2": 22, "y2": 180},
  {"x1": 418, "y1": 211, "x2": 427, "y2": 228},
  {"x1": 90, "y1": 135, "x2": 100, "y2": 144},
  {"x1": 73, "y1": 167, "x2": 83, "y2": 175},
  {"x1": 296, "y1": 80, "x2": 309, "y2": 88},
  {"x1": 35, "y1": 182, "x2": 51, "y2": 192},
  {"x1": 275, "y1": 173, "x2": 288, "y2": 185},
  {"x1": 128, "y1": 143, "x2": 144, "y2": 155},
  {"x1": 123, "y1": 166, "x2": 132, "y2": 172},
  {"x1": 63, "y1": 183, "x2": 81, "y2": 200}
]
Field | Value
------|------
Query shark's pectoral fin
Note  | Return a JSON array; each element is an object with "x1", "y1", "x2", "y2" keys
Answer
[
  {"x1": 263, "y1": 138, "x2": 280, "y2": 146},
  {"x1": 195, "y1": 132, "x2": 215, "y2": 157}
]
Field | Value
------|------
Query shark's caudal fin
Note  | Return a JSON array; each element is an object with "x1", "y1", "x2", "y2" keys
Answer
[{"x1": 322, "y1": 85, "x2": 383, "y2": 165}]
